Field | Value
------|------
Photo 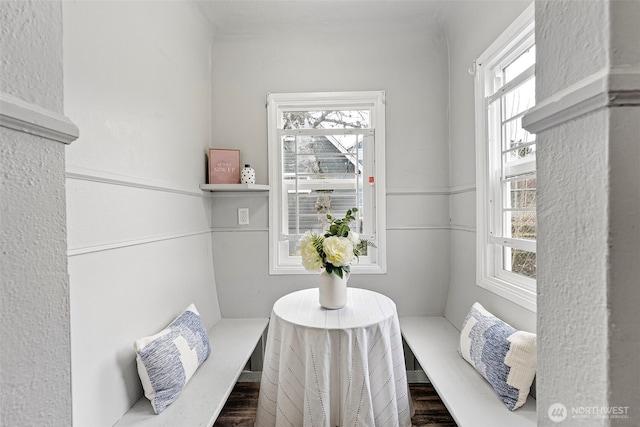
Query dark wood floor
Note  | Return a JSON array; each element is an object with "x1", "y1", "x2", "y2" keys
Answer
[{"x1": 214, "y1": 382, "x2": 456, "y2": 427}]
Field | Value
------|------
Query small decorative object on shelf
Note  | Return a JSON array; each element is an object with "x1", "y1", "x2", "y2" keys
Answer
[
  {"x1": 208, "y1": 148, "x2": 240, "y2": 184},
  {"x1": 297, "y1": 208, "x2": 375, "y2": 309},
  {"x1": 240, "y1": 164, "x2": 256, "y2": 184}
]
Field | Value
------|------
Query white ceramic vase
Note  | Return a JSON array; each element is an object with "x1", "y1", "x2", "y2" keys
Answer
[
  {"x1": 240, "y1": 164, "x2": 256, "y2": 184},
  {"x1": 319, "y1": 270, "x2": 348, "y2": 309}
]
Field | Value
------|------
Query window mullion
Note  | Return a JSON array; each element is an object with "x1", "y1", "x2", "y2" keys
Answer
[
  {"x1": 281, "y1": 128, "x2": 375, "y2": 136},
  {"x1": 502, "y1": 141, "x2": 536, "y2": 156},
  {"x1": 294, "y1": 135, "x2": 300, "y2": 236},
  {"x1": 503, "y1": 161, "x2": 536, "y2": 179},
  {"x1": 490, "y1": 236, "x2": 536, "y2": 253},
  {"x1": 487, "y1": 64, "x2": 534, "y2": 104},
  {"x1": 278, "y1": 130, "x2": 288, "y2": 241},
  {"x1": 500, "y1": 108, "x2": 532, "y2": 127}
]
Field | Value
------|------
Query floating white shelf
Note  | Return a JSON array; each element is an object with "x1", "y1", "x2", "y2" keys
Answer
[{"x1": 199, "y1": 183, "x2": 270, "y2": 192}]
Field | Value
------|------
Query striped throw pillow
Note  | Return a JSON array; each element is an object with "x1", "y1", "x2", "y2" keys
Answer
[
  {"x1": 459, "y1": 302, "x2": 536, "y2": 411},
  {"x1": 134, "y1": 304, "x2": 211, "y2": 414}
]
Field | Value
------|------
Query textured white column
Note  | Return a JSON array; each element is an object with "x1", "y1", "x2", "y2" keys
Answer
[
  {"x1": 525, "y1": 1, "x2": 640, "y2": 425},
  {"x1": 0, "y1": 0, "x2": 74, "y2": 426}
]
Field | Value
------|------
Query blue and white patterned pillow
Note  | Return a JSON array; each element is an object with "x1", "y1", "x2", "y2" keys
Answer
[
  {"x1": 134, "y1": 304, "x2": 211, "y2": 414},
  {"x1": 459, "y1": 302, "x2": 536, "y2": 411}
]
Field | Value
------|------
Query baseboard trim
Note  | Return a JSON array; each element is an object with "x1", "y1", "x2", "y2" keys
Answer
[
  {"x1": 407, "y1": 370, "x2": 430, "y2": 383},
  {"x1": 238, "y1": 371, "x2": 263, "y2": 382}
]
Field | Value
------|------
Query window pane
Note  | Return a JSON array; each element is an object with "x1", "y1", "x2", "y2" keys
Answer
[
  {"x1": 287, "y1": 190, "x2": 363, "y2": 255},
  {"x1": 502, "y1": 77, "x2": 535, "y2": 120},
  {"x1": 282, "y1": 110, "x2": 370, "y2": 129},
  {"x1": 505, "y1": 144, "x2": 536, "y2": 163},
  {"x1": 507, "y1": 176, "x2": 536, "y2": 209},
  {"x1": 504, "y1": 210, "x2": 536, "y2": 240},
  {"x1": 504, "y1": 247, "x2": 537, "y2": 279},
  {"x1": 287, "y1": 190, "x2": 360, "y2": 234},
  {"x1": 283, "y1": 135, "x2": 296, "y2": 174},
  {"x1": 282, "y1": 133, "x2": 365, "y2": 238},
  {"x1": 503, "y1": 45, "x2": 536, "y2": 84},
  {"x1": 295, "y1": 154, "x2": 357, "y2": 178},
  {"x1": 284, "y1": 135, "x2": 360, "y2": 175},
  {"x1": 503, "y1": 115, "x2": 535, "y2": 161}
]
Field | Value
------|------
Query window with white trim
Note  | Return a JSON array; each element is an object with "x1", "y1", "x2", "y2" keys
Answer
[
  {"x1": 475, "y1": 5, "x2": 536, "y2": 311},
  {"x1": 267, "y1": 91, "x2": 386, "y2": 275}
]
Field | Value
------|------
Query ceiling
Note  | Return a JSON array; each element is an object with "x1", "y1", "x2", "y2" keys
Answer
[{"x1": 196, "y1": 0, "x2": 457, "y2": 36}]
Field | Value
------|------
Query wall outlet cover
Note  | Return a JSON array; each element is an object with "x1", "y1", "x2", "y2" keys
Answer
[{"x1": 238, "y1": 208, "x2": 249, "y2": 225}]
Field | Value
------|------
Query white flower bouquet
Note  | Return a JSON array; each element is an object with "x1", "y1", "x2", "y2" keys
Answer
[{"x1": 297, "y1": 208, "x2": 373, "y2": 278}]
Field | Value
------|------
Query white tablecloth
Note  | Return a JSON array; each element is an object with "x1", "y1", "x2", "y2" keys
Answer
[{"x1": 255, "y1": 288, "x2": 411, "y2": 427}]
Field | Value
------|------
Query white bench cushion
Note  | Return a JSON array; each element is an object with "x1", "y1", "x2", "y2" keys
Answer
[
  {"x1": 115, "y1": 317, "x2": 268, "y2": 427},
  {"x1": 400, "y1": 316, "x2": 536, "y2": 427}
]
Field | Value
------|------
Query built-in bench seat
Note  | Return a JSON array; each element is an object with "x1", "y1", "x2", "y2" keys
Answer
[
  {"x1": 400, "y1": 316, "x2": 537, "y2": 427},
  {"x1": 114, "y1": 317, "x2": 269, "y2": 427}
]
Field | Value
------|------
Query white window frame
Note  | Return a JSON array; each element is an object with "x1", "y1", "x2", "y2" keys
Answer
[
  {"x1": 267, "y1": 91, "x2": 387, "y2": 275},
  {"x1": 475, "y1": 4, "x2": 536, "y2": 312}
]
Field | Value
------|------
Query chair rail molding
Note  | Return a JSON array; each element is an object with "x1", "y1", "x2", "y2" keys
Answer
[
  {"x1": 66, "y1": 166, "x2": 204, "y2": 197},
  {"x1": 0, "y1": 91, "x2": 79, "y2": 144},
  {"x1": 449, "y1": 184, "x2": 476, "y2": 195},
  {"x1": 523, "y1": 66, "x2": 640, "y2": 133},
  {"x1": 67, "y1": 229, "x2": 213, "y2": 257},
  {"x1": 386, "y1": 187, "x2": 451, "y2": 196}
]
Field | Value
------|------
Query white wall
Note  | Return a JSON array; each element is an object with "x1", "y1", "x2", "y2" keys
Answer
[
  {"x1": 441, "y1": 1, "x2": 536, "y2": 332},
  {"x1": 63, "y1": 1, "x2": 218, "y2": 425},
  {"x1": 0, "y1": 1, "x2": 73, "y2": 425},
  {"x1": 208, "y1": 23, "x2": 451, "y2": 317}
]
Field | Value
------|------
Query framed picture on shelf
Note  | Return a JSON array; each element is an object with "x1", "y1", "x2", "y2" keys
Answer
[{"x1": 208, "y1": 148, "x2": 240, "y2": 184}]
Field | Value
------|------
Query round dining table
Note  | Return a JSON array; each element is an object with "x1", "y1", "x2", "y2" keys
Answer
[{"x1": 254, "y1": 287, "x2": 412, "y2": 427}]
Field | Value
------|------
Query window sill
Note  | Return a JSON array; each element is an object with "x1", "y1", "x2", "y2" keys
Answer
[{"x1": 477, "y1": 276, "x2": 536, "y2": 312}]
